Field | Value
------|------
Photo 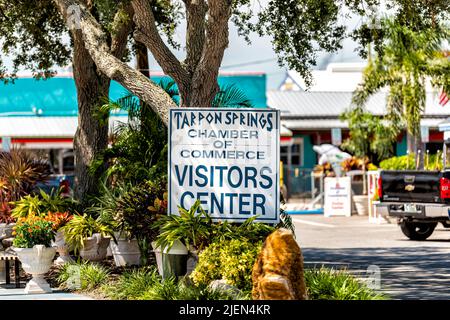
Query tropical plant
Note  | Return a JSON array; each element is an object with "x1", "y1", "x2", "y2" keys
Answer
[
  {"x1": 148, "y1": 80, "x2": 254, "y2": 109},
  {"x1": 12, "y1": 215, "x2": 55, "y2": 248},
  {"x1": 10, "y1": 188, "x2": 77, "y2": 219},
  {"x1": 45, "y1": 212, "x2": 73, "y2": 231},
  {"x1": 351, "y1": 18, "x2": 450, "y2": 168},
  {"x1": 379, "y1": 153, "x2": 443, "y2": 171},
  {"x1": 113, "y1": 179, "x2": 167, "y2": 265},
  {"x1": 212, "y1": 84, "x2": 254, "y2": 108},
  {"x1": 0, "y1": 149, "x2": 51, "y2": 202},
  {"x1": 91, "y1": 93, "x2": 167, "y2": 185},
  {"x1": 153, "y1": 199, "x2": 213, "y2": 252},
  {"x1": 340, "y1": 108, "x2": 398, "y2": 162},
  {"x1": 155, "y1": 199, "x2": 289, "y2": 253},
  {"x1": 304, "y1": 267, "x2": 387, "y2": 300},
  {"x1": 0, "y1": 202, "x2": 14, "y2": 223},
  {"x1": 61, "y1": 214, "x2": 114, "y2": 253},
  {"x1": 190, "y1": 239, "x2": 262, "y2": 293}
]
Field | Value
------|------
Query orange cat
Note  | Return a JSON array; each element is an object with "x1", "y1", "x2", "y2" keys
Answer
[{"x1": 252, "y1": 228, "x2": 307, "y2": 300}]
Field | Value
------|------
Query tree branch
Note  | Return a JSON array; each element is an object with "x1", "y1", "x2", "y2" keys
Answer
[
  {"x1": 53, "y1": 0, "x2": 177, "y2": 125},
  {"x1": 184, "y1": 0, "x2": 207, "y2": 73},
  {"x1": 131, "y1": 0, "x2": 188, "y2": 86},
  {"x1": 190, "y1": 0, "x2": 232, "y2": 106},
  {"x1": 110, "y1": 3, "x2": 133, "y2": 59}
]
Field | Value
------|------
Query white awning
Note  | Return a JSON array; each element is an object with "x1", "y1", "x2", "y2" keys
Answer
[{"x1": 0, "y1": 116, "x2": 128, "y2": 138}]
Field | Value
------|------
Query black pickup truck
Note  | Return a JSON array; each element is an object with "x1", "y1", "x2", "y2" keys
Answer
[{"x1": 377, "y1": 170, "x2": 450, "y2": 240}]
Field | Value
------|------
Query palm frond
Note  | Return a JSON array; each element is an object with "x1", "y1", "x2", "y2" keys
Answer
[{"x1": 212, "y1": 84, "x2": 253, "y2": 108}]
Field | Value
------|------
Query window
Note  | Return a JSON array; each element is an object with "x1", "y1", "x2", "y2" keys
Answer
[
  {"x1": 280, "y1": 138, "x2": 304, "y2": 166},
  {"x1": 280, "y1": 146, "x2": 289, "y2": 165}
]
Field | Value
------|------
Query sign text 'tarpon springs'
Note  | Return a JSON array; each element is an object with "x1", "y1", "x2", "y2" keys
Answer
[{"x1": 169, "y1": 108, "x2": 280, "y2": 223}]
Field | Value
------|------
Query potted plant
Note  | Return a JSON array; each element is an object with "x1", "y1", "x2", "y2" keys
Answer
[
  {"x1": 112, "y1": 180, "x2": 166, "y2": 266},
  {"x1": 46, "y1": 212, "x2": 73, "y2": 265},
  {"x1": 61, "y1": 214, "x2": 113, "y2": 262},
  {"x1": 12, "y1": 215, "x2": 56, "y2": 294},
  {"x1": 152, "y1": 200, "x2": 211, "y2": 278}
]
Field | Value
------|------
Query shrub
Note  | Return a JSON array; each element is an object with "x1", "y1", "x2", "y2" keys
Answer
[
  {"x1": 114, "y1": 178, "x2": 167, "y2": 265},
  {"x1": 61, "y1": 214, "x2": 114, "y2": 253},
  {"x1": 57, "y1": 261, "x2": 110, "y2": 291},
  {"x1": 304, "y1": 267, "x2": 387, "y2": 300},
  {"x1": 12, "y1": 215, "x2": 55, "y2": 248},
  {"x1": 0, "y1": 149, "x2": 51, "y2": 201},
  {"x1": 154, "y1": 200, "x2": 277, "y2": 253},
  {"x1": 190, "y1": 239, "x2": 262, "y2": 293},
  {"x1": 379, "y1": 153, "x2": 443, "y2": 171},
  {"x1": 11, "y1": 189, "x2": 77, "y2": 219}
]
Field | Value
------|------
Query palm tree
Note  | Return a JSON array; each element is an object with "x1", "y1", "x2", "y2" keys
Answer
[
  {"x1": 157, "y1": 79, "x2": 254, "y2": 108},
  {"x1": 352, "y1": 18, "x2": 450, "y2": 168}
]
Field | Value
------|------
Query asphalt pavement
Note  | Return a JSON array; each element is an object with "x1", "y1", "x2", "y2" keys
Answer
[{"x1": 294, "y1": 214, "x2": 450, "y2": 299}]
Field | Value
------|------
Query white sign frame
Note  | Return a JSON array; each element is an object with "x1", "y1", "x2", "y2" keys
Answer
[
  {"x1": 324, "y1": 177, "x2": 352, "y2": 217},
  {"x1": 169, "y1": 108, "x2": 280, "y2": 224}
]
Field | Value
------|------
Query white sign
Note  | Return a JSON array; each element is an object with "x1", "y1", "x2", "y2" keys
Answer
[
  {"x1": 169, "y1": 108, "x2": 280, "y2": 224},
  {"x1": 324, "y1": 177, "x2": 352, "y2": 217},
  {"x1": 331, "y1": 128, "x2": 342, "y2": 146}
]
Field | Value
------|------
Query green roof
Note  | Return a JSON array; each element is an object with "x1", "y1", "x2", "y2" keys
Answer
[{"x1": 0, "y1": 73, "x2": 266, "y2": 117}]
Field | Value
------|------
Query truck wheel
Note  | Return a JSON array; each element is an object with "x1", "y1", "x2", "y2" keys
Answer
[{"x1": 400, "y1": 221, "x2": 437, "y2": 241}]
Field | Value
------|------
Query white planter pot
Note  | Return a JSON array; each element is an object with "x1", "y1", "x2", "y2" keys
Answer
[
  {"x1": 14, "y1": 245, "x2": 56, "y2": 294},
  {"x1": 52, "y1": 230, "x2": 73, "y2": 265},
  {"x1": 152, "y1": 241, "x2": 188, "y2": 279},
  {"x1": 353, "y1": 195, "x2": 369, "y2": 216},
  {"x1": 80, "y1": 234, "x2": 111, "y2": 262},
  {"x1": 0, "y1": 223, "x2": 15, "y2": 239},
  {"x1": 110, "y1": 238, "x2": 141, "y2": 266}
]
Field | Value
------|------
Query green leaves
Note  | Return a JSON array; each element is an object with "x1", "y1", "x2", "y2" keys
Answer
[
  {"x1": 153, "y1": 200, "x2": 276, "y2": 253},
  {"x1": 212, "y1": 85, "x2": 254, "y2": 108},
  {"x1": 348, "y1": 18, "x2": 449, "y2": 160},
  {"x1": 10, "y1": 188, "x2": 78, "y2": 219},
  {"x1": 304, "y1": 267, "x2": 387, "y2": 300},
  {"x1": 190, "y1": 239, "x2": 262, "y2": 293},
  {"x1": 61, "y1": 213, "x2": 114, "y2": 253}
]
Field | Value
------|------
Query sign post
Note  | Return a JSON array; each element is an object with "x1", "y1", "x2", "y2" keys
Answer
[{"x1": 169, "y1": 108, "x2": 280, "y2": 224}]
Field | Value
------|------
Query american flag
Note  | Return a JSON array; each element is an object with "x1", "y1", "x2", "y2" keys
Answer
[
  {"x1": 440, "y1": 51, "x2": 449, "y2": 107},
  {"x1": 440, "y1": 89, "x2": 449, "y2": 106}
]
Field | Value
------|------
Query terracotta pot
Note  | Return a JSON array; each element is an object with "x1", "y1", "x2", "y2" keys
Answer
[
  {"x1": 80, "y1": 233, "x2": 111, "y2": 262},
  {"x1": 52, "y1": 230, "x2": 74, "y2": 265},
  {"x1": 14, "y1": 245, "x2": 56, "y2": 294}
]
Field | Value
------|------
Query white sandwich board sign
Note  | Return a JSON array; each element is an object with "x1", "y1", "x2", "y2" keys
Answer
[{"x1": 324, "y1": 177, "x2": 352, "y2": 217}]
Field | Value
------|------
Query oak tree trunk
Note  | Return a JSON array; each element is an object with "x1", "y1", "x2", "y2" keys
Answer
[{"x1": 73, "y1": 30, "x2": 111, "y2": 207}]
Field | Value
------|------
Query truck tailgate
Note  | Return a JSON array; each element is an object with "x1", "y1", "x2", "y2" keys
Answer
[{"x1": 380, "y1": 170, "x2": 441, "y2": 203}]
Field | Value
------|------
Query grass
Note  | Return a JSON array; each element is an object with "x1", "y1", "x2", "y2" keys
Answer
[
  {"x1": 304, "y1": 267, "x2": 387, "y2": 300},
  {"x1": 57, "y1": 260, "x2": 110, "y2": 291},
  {"x1": 55, "y1": 262, "x2": 386, "y2": 300}
]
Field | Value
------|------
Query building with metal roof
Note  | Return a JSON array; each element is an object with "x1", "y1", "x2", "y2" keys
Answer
[
  {"x1": 268, "y1": 89, "x2": 450, "y2": 198},
  {"x1": 0, "y1": 72, "x2": 267, "y2": 174}
]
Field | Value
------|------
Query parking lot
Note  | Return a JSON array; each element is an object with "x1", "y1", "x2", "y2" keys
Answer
[{"x1": 293, "y1": 214, "x2": 450, "y2": 299}]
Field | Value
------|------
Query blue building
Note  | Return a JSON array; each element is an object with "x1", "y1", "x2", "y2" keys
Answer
[{"x1": 0, "y1": 71, "x2": 267, "y2": 172}]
